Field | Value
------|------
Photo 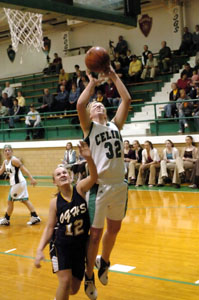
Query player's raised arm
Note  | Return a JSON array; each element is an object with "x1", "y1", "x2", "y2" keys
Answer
[
  {"x1": 108, "y1": 67, "x2": 131, "y2": 130},
  {"x1": 0, "y1": 161, "x2": 5, "y2": 175},
  {"x1": 76, "y1": 141, "x2": 97, "y2": 196}
]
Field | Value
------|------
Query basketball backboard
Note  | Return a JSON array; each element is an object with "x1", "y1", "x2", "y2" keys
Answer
[{"x1": 0, "y1": 0, "x2": 139, "y2": 28}]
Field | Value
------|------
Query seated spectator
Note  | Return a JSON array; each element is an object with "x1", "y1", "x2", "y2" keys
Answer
[
  {"x1": 37, "y1": 88, "x2": 54, "y2": 113},
  {"x1": 141, "y1": 45, "x2": 152, "y2": 66},
  {"x1": 104, "y1": 78, "x2": 120, "y2": 106},
  {"x1": 179, "y1": 27, "x2": 193, "y2": 55},
  {"x1": 25, "y1": 104, "x2": 41, "y2": 140},
  {"x1": 57, "y1": 79, "x2": 71, "y2": 93},
  {"x1": 128, "y1": 55, "x2": 142, "y2": 82},
  {"x1": 123, "y1": 140, "x2": 134, "y2": 177},
  {"x1": 47, "y1": 53, "x2": 63, "y2": 74},
  {"x1": 2, "y1": 81, "x2": 15, "y2": 99},
  {"x1": 108, "y1": 40, "x2": 115, "y2": 64},
  {"x1": 62, "y1": 142, "x2": 77, "y2": 178},
  {"x1": 1, "y1": 92, "x2": 13, "y2": 113},
  {"x1": 189, "y1": 158, "x2": 199, "y2": 189},
  {"x1": 58, "y1": 68, "x2": 69, "y2": 84},
  {"x1": 157, "y1": 140, "x2": 179, "y2": 186},
  {"x1": 115, "y1": 35, "x2": 128, "y2": 55},
  {"x1": 55, "y1": 85, "x2": 69, "y2": 111},
  {"x1": 0, "y1": 100, "x2": 9, "y2": 118},
  {"x1": 123, "y1": 49, "x2": 132, "y2": 73},
  {"x1": 136, "y1": 141, "x2": 160, "y2": 187},
  {"x1": 192, "y1": 24, "x2": 199, "y2": 53},
  {"x1": 158, "y1": 41, "x2": 172, "y2": 72},
  {"x1": 16, "y1": 90, "x2": 26, "y2": 113},
  {"x1": 73, "y1": 70, "x2": 83, "y2": 89},
  {"x1": 141, "y1": 53, "x2": 158, "y2": 81},
  {"x1": 181, "y1": 63, "x2": 193, "y2": 79},
  {"x1": 191, "y1": 69, "x2": 199, "y2": 86},
  {"x1": 9, "y1": 99, "x2": 23, "y2": 128},
  {"x1": 189, "y1": 81, "x2": 198, "y2": 99},
  {"x1": 164, "y1": 82, "x2": 180, "y2": 118},
  {"x1": 95, "y1": 90, "x2": 109, "y2": 107},
  {"x1": 114, "y1": 61, "x2": 125, "y2": 81},
  {"x1": 112, "y1": 51, "x2": 124, "y2": 69},
  {"x1": 176, "y1": 89, "x2": 193, "y2": 133},
  {"x1": 71, "y1": 154, "x2": 87, "y2": 183},
  {"x1": 68, "y1": 83, "x2": 81, "y2": 110},
  {"x1": 192, "y1": 88, "x2": 199, "y2": 129},
  {"x1": 128, "y1": 140, "x2": 143, "y2": 185},
  {"x1": 172, "y1": 136, "x2": 198, "y2": 188},
  {"x1": 177, "y1": 73, "x2": 191, "y2": 93},
  {"x1": 79, "y1": 75, "x2": 89, "y2": 92}
]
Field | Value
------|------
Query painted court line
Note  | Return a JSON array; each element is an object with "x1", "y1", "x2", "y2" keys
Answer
[
  {"x1": 109, "y1": 264, "x2": 136, "y2": 272},
  {"x1": 4, "y1": 248, "x2": 16, "y2": 253},
  {"x1": 0, "y1": 251, "x2": 198, "y2": 287}
]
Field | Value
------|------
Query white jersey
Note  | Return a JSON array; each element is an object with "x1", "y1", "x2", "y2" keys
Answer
[
  {"x1": 5, "y1": 156, "x2": 26, "y2": 186},
  {"x1": 85, "y1": 121, "x2": 125, "y2": 184}
]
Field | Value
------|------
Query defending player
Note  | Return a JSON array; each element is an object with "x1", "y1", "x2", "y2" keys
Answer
[
  {"x1": 77, "y1": 66, "x2": 131, "y2": 299},
  {"x1": 34, "y1": 141, "x2": 97, "y2": 300},
  {"x1": 0, "y1": 144, "x2": 40, "y2": 225}
]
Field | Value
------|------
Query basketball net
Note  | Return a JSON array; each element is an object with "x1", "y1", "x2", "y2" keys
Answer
[{"x1": 4, "y1": 8, "x2": 44, "y2": 53}]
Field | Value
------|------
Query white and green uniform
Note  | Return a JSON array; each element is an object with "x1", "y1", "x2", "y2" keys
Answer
[
  {"x1": 85, "y1": 121, "x2": 128, "y2": 228},
  {"x1": 5, "y1": 156, "x2": 29, "y2": 201}
]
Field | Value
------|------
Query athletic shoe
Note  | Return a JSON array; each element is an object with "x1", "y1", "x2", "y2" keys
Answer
[
  {"x1": 0, "y1": 218, "x2": 10, "y2": 226},
  {"x1": 95, "y1": 255, "x2": 110, "y2": 286},
  {"x1": 27, "y1": 216, "x2": 41, "y2": 225},
  {"x1": 84, "y1": 273, "x2": 97, "y2": 300}
]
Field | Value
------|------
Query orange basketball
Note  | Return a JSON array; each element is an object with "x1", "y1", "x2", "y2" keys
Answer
[{"x1": 85, "y1": 46, "x2": 110, "y2": 73}]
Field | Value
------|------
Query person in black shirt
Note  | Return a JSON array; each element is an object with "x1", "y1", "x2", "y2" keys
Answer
[{"x1": 35, "y1": 141, "x2": 97, "y2": 300}]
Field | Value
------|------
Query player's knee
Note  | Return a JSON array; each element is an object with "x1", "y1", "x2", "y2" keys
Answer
[
  {"x1": 70, "y1": 283, "x2": 80, "y2": 295},
  {"x1": 58, "y1": 274, "x2": 71, "y2": 290},
  {"x1": 90, "y1": 229, "x2": 102, "y2": 245}
]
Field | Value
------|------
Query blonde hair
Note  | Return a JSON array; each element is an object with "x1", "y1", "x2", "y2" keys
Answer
[{"x1": 87, "y1": 101, "x2": 108, "y2": 121}]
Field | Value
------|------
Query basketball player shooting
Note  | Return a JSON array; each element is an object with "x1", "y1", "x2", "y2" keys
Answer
[{"x1": 77, "y1": 54, "x2": 131, "y2": 300}]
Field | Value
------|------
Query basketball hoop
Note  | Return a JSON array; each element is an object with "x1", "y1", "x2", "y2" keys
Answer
[{"x1": 4, "y1": 8, "x2": 44, "y2": 52}]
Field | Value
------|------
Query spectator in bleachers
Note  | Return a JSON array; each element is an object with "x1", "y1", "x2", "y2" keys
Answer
[
  {"x1": 115, "y1": 35, "x2": 128, "y2": 55},
  {"x1": 177, "y1": 73, "x2": 191, "y2": 93},
  {"x1": 124, "y1": 140, "x2": 134, "y2": 178},
  {"x1": 58, "y1": 68, "x2": 69, "y2": 84},
  {"x1": 108, "y1": 40, "x2": 115, "y2": 64},
  {"x1": 176, "y1": 89, "x2": 193, "y2": 133},
  {"x1": 55, "y1": 85, "x2": 69, "y2": 111},
  {"x1": 136, "y1": 140, "x2": 160, "y2": 187},
  {"x1": 68, "y1": 83, "x2": 81, "y2": 110},
  {"x1": 95, "y1": 90, "x2": 109, "y2": 107},
  {"x1": 2, "y1": 81, "x2": 15, "y2": 98},
  {"x1": 38, "y1": 88, "x2": 54, "y2": 113},
  {"x1": 128, "y1": 55, "x2": 142, "y2": 82},
  {"x1": 62, "y1": 142, "x2": 77, "y2": 181},
  {"x1": 191, "y1": 69, "x2": 199, "y2": 85},
  {"x1": 189, "y1": 81, "x2": 198, "y2": 99},
  {"x1": 192, "y1": 88, "x2": 199, "y2": 129},
  {"x1": 181, "y1": 63, "x2": 193, "y2": 79},
  {"x1": 189, "y1": 158, "x2": 199, "y2": 189},
  {"x1": 172, "y1": 136, "x2": 198, "y2": 188},
  {"x1": 128, "y1": 140, "x2": 143, "y2": 185},
  {"x1": 79, "y1": 75, "x2": 89, "y2": 92},
  {"x1": 71, "y1": 154, "x2": 87, "y2": 184},
  {"x1": 73, "y1": 70, "x2": 83, "y2": 89},
  {"x1": 179, "y1": 27, "x2": 193, "y2": 55},
  {"x1": 141, "y1": 53, "x2": 158, "y2": 81},
  {"x1": 0, "y1": 100, "x2": 8, "y2": 117},
  {"x1": 1, "y1": 92, "x2": 13, "y2": 113},
  {"x1": 164, "y1": 83, "x2": 180, "y2": 118},
  {"x1": 25, "y1": 104, "x2": 41, "y2": 140},
  {"x1": 114, "y1": 61, "x2": 125, "y2": 81},
  {"x1": 47, "y1": 53, "x2": 63, "y2": 74},
  {"x1": 192, "y1": 25, "x2": 199, "y2": 53},
  {"x1": 157, "y1": 140, "x2": 179, "y2": 186},
  {"x1": 104, "y1": 78, "x2": 120, "y2": 106},
  {"x1": 57, "y1": 79, "x2": 71, "y2": 93},
  {"x1": 141, "y1": 45, "x2": 152, "y2": 66},
  {"x1": 16, "y1": 90, "x2": 25, "y2": 113},
  {"x1": 9, "y1": 99, "x2": 23, "y2": 128},
  {"x1": 158, "y1": 41, "x2": 172, "y2": 72},
  {"x1": 112, "y1": 51, "x2": 124, "y2": 69}
]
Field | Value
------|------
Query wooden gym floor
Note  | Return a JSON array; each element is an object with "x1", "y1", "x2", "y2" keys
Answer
[{"x1": 0, "y1": 183, "x2": 199, "y2": 300}]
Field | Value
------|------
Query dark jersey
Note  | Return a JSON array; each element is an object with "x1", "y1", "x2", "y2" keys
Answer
[{"x1": 54, "y1": 186, "x2": 90, "y2": 247}]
